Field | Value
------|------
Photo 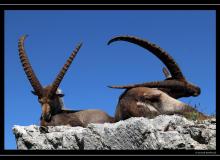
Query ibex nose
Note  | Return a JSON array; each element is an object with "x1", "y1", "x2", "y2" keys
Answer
[
  {"x1": 193, "y1": 87, "x2": 201, "y2": 96},
  {"x1": 42, "y1": 103, "x2": 51, "y2": 122},
  {"x1": 193, "y1": 93, "x2": 199, "y2": 96}
]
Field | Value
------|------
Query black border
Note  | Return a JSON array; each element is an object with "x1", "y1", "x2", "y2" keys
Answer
[
  {"x1": 1, "y1": 4, "x2": 219, "y2": 156},
  {"x1": 0, "y1": 0, "x2": 220, "y2": 5},
  {"x1": 1, "y1": 9, "x2": 4, "y2": 153},
  {"x1": 0, "y1": 4, "x2": 219, "y2": 10},
  {"x1": 216, "y1": 7, "x2": 219, "y2": 156}
]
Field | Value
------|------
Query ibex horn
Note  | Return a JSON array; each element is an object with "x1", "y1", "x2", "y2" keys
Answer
[
  {"x1": 18, "y1": 35, "x2": 43, "y2": 98},
  {"x1": 108, "y1": 79, "x2": 188, "y2": 89},
  {"x1": 48, "y1": 43, "x2": 82, "y2": 98},
  {"x1": 108, "y1": 35, "x2": 186, "y2": 81}
]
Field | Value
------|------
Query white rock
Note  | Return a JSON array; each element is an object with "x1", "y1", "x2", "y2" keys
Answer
[{"x1": 12, "y1": 115, "x2": 216, "y2": 150}]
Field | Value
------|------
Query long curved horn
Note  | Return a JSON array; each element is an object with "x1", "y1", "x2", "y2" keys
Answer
[
  {"x1": 18, "y1": 35, "x2": 43, "y2": 98},
  {"x1": 108, "y1": 35, "x2": 185, "y2": 81},
  {"x1": 48, "y1": 43, "x2": 82, "y2": 98},
  {"x1": 108, "y1": 79, "x2": 187, "y2": 90}
]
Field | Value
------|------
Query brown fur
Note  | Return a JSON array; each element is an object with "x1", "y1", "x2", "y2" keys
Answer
[
  {"x1": 41, "y1": 110, "x2": 114, "y2": 127},
  {"x1": 114, "y1": 87, "x2": 208, "y2": 121}
]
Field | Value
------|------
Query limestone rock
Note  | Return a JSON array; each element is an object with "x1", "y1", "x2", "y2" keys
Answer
[{"x1": 13, "y1": 115, "x2": 216, "y2": 150}]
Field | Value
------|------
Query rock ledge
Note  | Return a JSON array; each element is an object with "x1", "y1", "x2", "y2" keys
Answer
[{"x1": 13, "y1": 115, "x2": 216, "y2": 150}]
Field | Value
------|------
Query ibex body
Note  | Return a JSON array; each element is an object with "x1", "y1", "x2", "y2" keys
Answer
[
  {"x1": 18, "y1": 35, "x2": 114, "y2": 130},
  {"x1": 114, "y1": 87, "x2": 208, "y2": 121},
  {"x1": 41, "y1": 109, "x2": 114, "y2": 127},
  {"x1": 114, "y1": 87, "x2": 185, "y2": 121},
  {"x1": 108, "y1": 35, "x2": 207, "y2": 121}
]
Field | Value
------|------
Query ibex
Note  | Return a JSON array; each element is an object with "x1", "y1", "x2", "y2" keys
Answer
[
  {"x1": 18, "y1": 35, "x2": 114, "y2": 131},
  {"x1": 107, "y1": 35, "x2": 208, "y2": 121}
]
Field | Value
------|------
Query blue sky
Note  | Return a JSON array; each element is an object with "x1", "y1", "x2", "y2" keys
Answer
[{"x1": 4, "y1": 10, "x2": 216, "y2": 149}]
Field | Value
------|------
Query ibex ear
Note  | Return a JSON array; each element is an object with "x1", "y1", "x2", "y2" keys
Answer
[
  {"x1": 56, "y1": 88, "x2": 64, "y2": 97},
  {"x1": 57, "y1": 93, "x2": 64, "y2": 97},
  {"x1": 162, "y1": 67, "x2": 172, "y2": 79},
  {"x1": 31, "y1": 90, "x2": 37, "y2": 95}
]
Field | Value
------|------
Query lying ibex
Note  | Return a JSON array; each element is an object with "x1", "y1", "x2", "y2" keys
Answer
[
  {"x1": 113, "y1": 87, "x2": 208, "y2": 121},
  {"x1": 18, "y1": 35, "x2": 114, "y2": 131},
  {"x1": 107, "y1": 35, "x2": 207, "y2": 121},
  {"x1": 108, "y1": 35, "x2": 201, "y2": 99}
]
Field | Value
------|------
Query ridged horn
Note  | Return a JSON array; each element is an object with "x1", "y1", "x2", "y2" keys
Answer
[
  {"x1": 18, "y1": 35, "x2": 43, "y2": 98},
  {"x1": 108, "y1": 79, "x2": 187, "y2": 90},
  {"x1": 48, "y1": 43, "x2": 82, "y2": 98},
  {"x1": 108, "y1": 35, "x2": 185, "y2": 81}
]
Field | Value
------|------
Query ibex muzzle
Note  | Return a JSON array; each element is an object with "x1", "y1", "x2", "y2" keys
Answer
[{"x1": 41, "y1": 103, "x2": 51, "y2": 122}]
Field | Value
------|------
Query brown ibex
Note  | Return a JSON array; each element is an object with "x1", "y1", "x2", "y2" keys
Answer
[
  {"x1": 107, "y1": 35, "x2": 201, "y2": 99},
  {"x1": 107, "y1": 35, "x2": 208, "y2": 121},
  {"x1": 18, "y1": 35, "x2": 114, "y2": 131}
]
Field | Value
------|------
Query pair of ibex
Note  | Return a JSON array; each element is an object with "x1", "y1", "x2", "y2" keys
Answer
[{"x1": 18, "y1": 35, "x2": 208, "y2": 132}]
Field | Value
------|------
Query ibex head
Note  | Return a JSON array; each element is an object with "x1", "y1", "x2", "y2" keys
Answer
[
  {"x1": 18, "y1": 35, "x2": 82, "y2": 122},
  {"x1": 107, "y1": 35, "x2": 201, "y2": 99}
]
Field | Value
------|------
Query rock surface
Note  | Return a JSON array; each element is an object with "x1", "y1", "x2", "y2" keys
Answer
[{"x1": 13, "y1": 115, "x2": 216, "y2": 150}]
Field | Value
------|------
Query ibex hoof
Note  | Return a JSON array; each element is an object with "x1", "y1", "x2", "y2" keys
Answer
[{"x1": 39, "y1": 126, "x2": 49, "y2": 134}]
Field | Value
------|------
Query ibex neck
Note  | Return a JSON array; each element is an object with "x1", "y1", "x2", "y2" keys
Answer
[{"x1": 50, "y1": 97, "x2": 65, "y2": 115}]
